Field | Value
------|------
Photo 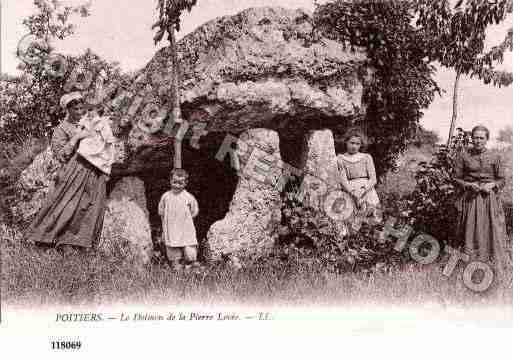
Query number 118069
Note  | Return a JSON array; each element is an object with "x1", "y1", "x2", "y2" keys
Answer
[{"x1": 51, "y1": 341, "x2": 82, "y2": 350}]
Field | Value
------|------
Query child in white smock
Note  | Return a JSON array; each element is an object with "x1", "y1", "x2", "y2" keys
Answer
[{"x1": 158, "y1": 169, "x2": 200, "y2": 270}]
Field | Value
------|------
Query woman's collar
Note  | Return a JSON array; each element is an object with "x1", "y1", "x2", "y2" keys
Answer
[{"x1": 339, "y1": 152, "x2": 365, "y2": 162}]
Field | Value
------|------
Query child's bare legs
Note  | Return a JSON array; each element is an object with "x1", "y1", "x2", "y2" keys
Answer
[
  {"x1": 183, "y1": 245, "x2": 200, "y2": 269},
  {"x1": 166, "y1": 246, "x2": 184, "y2": 270},
  {"x1": 166, "y1": 246, "x2": 199, "y2": 271}
]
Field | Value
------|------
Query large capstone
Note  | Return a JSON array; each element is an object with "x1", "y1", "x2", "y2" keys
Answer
[{"x1": 112, "y1": 6, "x2": 367, "y2": 173}]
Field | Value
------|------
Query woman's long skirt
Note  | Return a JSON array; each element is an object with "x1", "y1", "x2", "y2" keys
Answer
[
  {"x1": 456, "y1": 191, "x2": 512, "y2": 283},
  {"x1": 26, "y1": 154, "x2": 108, "y2": 249}
]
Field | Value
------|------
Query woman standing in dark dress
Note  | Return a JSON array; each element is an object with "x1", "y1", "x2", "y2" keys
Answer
[
  {"x1": 454, "y1": 125, "x2": 511, "y2": 284},
  {"x1": 26, "y1": 92, "x2": 109, "y2": 255}
]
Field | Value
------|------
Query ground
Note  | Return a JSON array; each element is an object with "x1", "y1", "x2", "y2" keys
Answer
[
  {"x1": 2, "y1": 145, "x2": 513, "y2": 309},
  {"x1": 2, "y1": 224, "x2": 512, "y2": 309}
]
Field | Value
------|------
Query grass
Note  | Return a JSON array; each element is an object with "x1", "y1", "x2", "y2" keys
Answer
[
  {"x1": 2, "y1": 224, "x2": 512, "y2": 309},
  {"x1": 2, "y1": 143, "x2": 513, "y2": 310}
]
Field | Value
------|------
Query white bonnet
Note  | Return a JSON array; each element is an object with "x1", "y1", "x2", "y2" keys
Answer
[{"x1": 60, "y1": 91, "x2": 84, "y2": 109}]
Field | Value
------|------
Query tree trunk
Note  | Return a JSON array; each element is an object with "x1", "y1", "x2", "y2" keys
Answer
[
  {"x1": 169, "y1": 27, "x2": 183, "y2": 169},
  {"x1": 447, "y1": 70, "x2": 461, "y2": 148}
]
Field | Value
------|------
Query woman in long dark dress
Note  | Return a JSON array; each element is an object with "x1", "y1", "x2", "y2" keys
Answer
[
  {"x1": 26, "y1": 92, "x2": 109, "y2": 255},
  {"x1": 454, "y1": 125, "x2": 511, "y2": 284}
]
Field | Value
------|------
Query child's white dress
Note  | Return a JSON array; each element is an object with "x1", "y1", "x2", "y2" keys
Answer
[
  {"x1": 158, "y1": 190, "x2": 199, "y2": 247},
  {"x1": 77, "y1": 113, "x2": 117, "y2": 175}
]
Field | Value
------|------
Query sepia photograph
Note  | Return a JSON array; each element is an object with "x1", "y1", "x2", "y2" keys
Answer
[{"x1": 1, "y1": 0, "x2": 513, "y2": 356}]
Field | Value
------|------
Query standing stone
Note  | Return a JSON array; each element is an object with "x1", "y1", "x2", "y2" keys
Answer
[
  {"x1": 299, "y1": 129, "x2": 347, "y2": 237},
  {"x1": 300, "y1": 129, "x2": 340, "y2": 208},
  {"x1": 207, "y1": 129, "x2": 283, "y2": 262},
  {"x1": 100, "y1": 177, "x2": 153, "y2": 266}
]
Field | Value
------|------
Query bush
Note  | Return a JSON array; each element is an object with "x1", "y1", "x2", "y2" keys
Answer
[
  {"x1": 350, "y1": 128, "x2": 512, "y2": 259},
  {"x1": 406, "y1": 148, "x2": 460, "y2": 246},
  {"x1": 405, "y1": 129, "x2": 483, "y2": 247},
  {"x1": 314, "y1": 0, "x2": 439, "y2": 177},
  {"x1": 278, "y1": 177, "x2": 404, "y2": 274}
]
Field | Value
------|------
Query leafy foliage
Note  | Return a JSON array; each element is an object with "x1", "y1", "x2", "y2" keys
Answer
[
  {"x1": 406, "y1": 128, "x2": 472, "y2": 247},
  {"x1": 1, "y1": 0, "x2": 91, "y2": 144},
  {"x1": 314, "y1": 0, "x2": 440, "y2": 177},
  {"x1": 278, "y1": 177, "x2": 404, "y2": 274},
  {"x1": 416, "y1": 0, "x2": 507, "y2": 73},
  {"x1": 0, "y1": 1, "x2": 129, "y2": 225},
  {"x1": 414, "y1": 1, "x2": 513, "y2": 146},
  {"x1": 152, "y1": 0, "x2": 198, "y2": 44},
  {"x1": 415, "y1": 0, "x2": 513, "y2": 86},
  {"x1": 22, "y1": 0, "x2": 91, "y2": 41},
  {"x1": 386, "y1": 127, "x2": 513, "y2": 250},
  {"x1": 1, "y1": 50, "x2": 126, "y2": 146}
]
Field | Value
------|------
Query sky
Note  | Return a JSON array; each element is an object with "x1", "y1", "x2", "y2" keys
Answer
[{"x1": 2, "y1": 0, "x2": 513, "y2": 143}]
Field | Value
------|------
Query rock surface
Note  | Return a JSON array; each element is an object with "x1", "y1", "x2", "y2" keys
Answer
[
  {"x1": 299, "y1": 129, "x2": 340, "y2": 208},
  {"x1": 207, "y1": 129, "x2": 282, "y2": 261},
  {"x1": 115, "y1": 6, "x2": 367, "y2": 171},
  {"x1": 100, "y1": 177, "x2": 153, "y2": 265},
  {"x1": 15, "y1": 7, "x2": 367, "y2": 264},
  {"x1": 299, "y1": 129, "x2": 348, "y2": 236},
  {"x1": 14, "y1": 147, "x2": 62, "y2": 223}
]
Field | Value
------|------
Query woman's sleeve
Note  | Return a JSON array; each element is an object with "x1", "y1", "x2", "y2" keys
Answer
[
  {"x1": 366, "y1": 154, "x2": 377, "y2": 188},
  {"x1": 453, "y1": 153, "x2": 468, "y2": 189},
  {"x1": 51, "y1": 126, "x2": 76, "y2": 163},
  {"x1": 189, "y1": 194, "x2": 199, "y2": 218},
  {"x1": 158, "y1": 193, "x2": 166, "y2": 217},
  {"x1": 494, "y1": 155, "x2": 506, "y2": 191}
]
